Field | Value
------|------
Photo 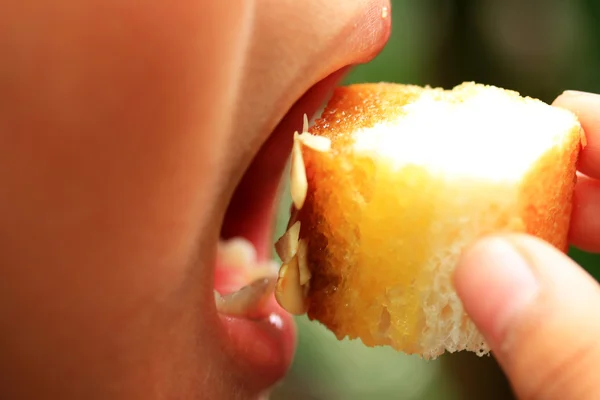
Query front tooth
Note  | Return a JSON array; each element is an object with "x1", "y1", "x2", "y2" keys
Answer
[
  {"x1": 244, "y1": 260, "x2": 280, "y2": 284},
  {"x1": 217, "y1": 237, "x2": 257, "y2": 269},
  {"x1": 215, "y1": 276, "x2": 277, "y2": 320}
]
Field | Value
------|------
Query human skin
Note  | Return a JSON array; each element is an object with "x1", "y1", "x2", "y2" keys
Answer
[
  {"x1": 1, "y1": 1, "x2": 599, "y2": 399},
  {"x1": 0, "y1": 1, "x2": 390, "y2": 399},
  {"x1": 455, "y1": 90, "x2": 600, "y2": 400}
]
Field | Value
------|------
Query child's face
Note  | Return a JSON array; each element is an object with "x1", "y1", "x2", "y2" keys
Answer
[{"x1": 0, "y1": 0, "x2": 390, "y2": 398}]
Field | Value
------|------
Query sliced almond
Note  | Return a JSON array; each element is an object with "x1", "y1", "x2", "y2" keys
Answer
[
  {"x1": 290, "y1": 133, "x2": 308, "y2": 210},
  {"x1": 287, "y1": 205, "x2": 299, "y2": 230},
  {"x1": 302, "y1": 113, "x2": 309, "y2": 133},
  {"x1": 274, "y1": 256, "x2": 307, "y2": 315},
  {"x1": 215, "y1": 277, "x2": 277, "y2": 320},
  {"x1": 298, "y1": 133, "x2": 331, "y2": 153},
  {"x1": 274, "y1": 220, "x2": 301, "y2": 263},
  {"x1": 297, "y1": 239, "x2": 311, "y2": 286},
  {"x1": 303, "y1": 282, "x2": 311, "y2": 297}
]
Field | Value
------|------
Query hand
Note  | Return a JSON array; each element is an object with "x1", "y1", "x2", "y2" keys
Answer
[{"x1": 454, "y1": 90, "x2": 600, "y2": 399}]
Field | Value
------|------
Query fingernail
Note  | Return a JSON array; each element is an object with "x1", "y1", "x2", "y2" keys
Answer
[
  {"x1": 561, "y1": 90, "x2": 599, "y2": 98},
  {"x1": 455, "y1": 237, "x2": 540, "y2": 346}
]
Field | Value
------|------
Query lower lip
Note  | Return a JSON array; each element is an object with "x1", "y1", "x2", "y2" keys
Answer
[
  {"x1": 219, "y1": 300, "x2": 297, "y2": 391},
  {"x1": 214, "y1": 260, "x2": 296, "y2": 391}
]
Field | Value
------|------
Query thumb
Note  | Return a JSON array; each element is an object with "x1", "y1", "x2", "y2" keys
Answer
[{"x1": 454, "y1": 234, "x2": 600, "y2": 400}]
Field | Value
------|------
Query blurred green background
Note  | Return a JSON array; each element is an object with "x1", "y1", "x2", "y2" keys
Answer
[{"x1": 271, "y1": 1, "x2": 600, "y2": 398}]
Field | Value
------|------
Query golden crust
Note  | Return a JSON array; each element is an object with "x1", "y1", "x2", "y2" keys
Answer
[
  {"x1": 287, "y1": 82, "x2": 583, "y2": 358},
  {"x1": 518, "y1": 134, "x2": 581, "y2": 253},
  {"x1": 310, "y1": 83, "x2": 425, "y2": 148}
]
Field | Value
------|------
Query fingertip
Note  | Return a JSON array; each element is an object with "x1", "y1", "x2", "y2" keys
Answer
[
  {"x1": 552, "y1": 90, "x2": 600, "y2": 109},
  {"x1": 569, "y1": 174, "x2": 600, "y2": 252},
  {"x1": 458, "y1": 234, "x2": 600, "y2": 400},
  {"x1": 454, "y1": 236, "x2": 540, "y2": 347},
  {"x1": 552, "y1": 90, "x2": 600, "y2": 180}
]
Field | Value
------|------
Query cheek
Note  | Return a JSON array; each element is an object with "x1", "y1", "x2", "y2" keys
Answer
[
  {"x1": 0, "y1": 0, "x2": 254, "y2": 397},
  {"x1": 0, "y1": 0, "x2": 235, "y2": 317}
]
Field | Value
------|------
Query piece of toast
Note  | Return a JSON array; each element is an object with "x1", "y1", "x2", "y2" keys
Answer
[{"x1": 274, "y1": 82, "x2": 584, "y2": 359}]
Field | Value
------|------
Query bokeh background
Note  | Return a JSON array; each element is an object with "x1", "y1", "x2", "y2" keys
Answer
[{"x1": 271, "y1": 0, "x2": 600, "y2": 398}]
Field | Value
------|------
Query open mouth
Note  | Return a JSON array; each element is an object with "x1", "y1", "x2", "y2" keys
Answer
[{"x1": 208, "y1": 69, "x2": 350, "y2": 396}]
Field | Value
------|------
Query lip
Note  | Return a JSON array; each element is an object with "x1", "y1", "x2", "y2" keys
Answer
[{"x1": 207, "y1": 1, "x2": 392, "y2": 395}]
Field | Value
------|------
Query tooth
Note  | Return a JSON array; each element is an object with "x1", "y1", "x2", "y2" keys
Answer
[
  {"x1": 275, "y1": 255, "x2": 308, "y2": 315},
  {"x1": 215, "y1": 276, "x2": 277, "y2": 320},
  {"x1": 257, "y1": 390, "x2": 273, "y2": 400},
  {"x1": 262, "y1": 259, "x2": 280, "y2": 274},
  {"x1": 298, "y1": 133, "x2": 331, "y2": 153},
  {"x1": 245, "y1": 260, "x2": 280, "y2": 283},
  {"x1": 274, "y1": 220, "x2": 300, "y2": 263},
  {"x1": 217, "y1": 237, "x2": 257, "y2": 269},
  {"x1": 290, "y1": 133, "x2": 308, "y2": 210}
]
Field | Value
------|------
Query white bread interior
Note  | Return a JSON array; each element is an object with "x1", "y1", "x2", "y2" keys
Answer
[{"x1": 288, "y1": 82, "x2": 583, "y2": 359}]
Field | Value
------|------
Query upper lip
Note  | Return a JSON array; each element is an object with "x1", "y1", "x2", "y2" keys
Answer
[{"x1": 206, "y1": 1, "x2": 392, "y2": 395}]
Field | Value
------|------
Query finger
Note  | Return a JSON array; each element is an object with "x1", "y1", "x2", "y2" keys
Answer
[
  {"x1": 553, "y1": 91, "x2": 600, "y2": 179},
  {"x1": 569, "y1": 174, "x2": 600, "y2": 252},
  {"x1": 455, "y1": 234, "x2": 600, "y2": 400}
]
